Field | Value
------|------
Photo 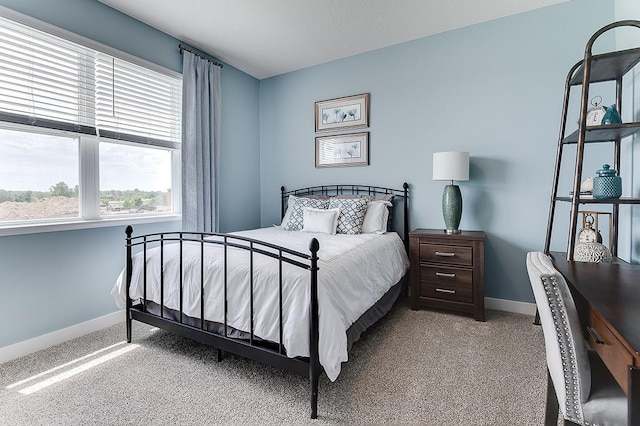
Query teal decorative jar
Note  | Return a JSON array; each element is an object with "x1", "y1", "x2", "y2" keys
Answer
[{"x1": 592, "y1": 164, "x2": 622, "y2": 199}]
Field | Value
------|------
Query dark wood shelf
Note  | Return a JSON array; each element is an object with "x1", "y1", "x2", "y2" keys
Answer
[
  {"x1": 549, "y1": 250, "x2": 631, "y2": 266},
  {"x1": 563, "y1": 122, "x2": 640, "y2": 144},
  {"x1": 569, "y1": 46, "x2": 640, "y2": 85},
  {"x1": 555, "y1": 196, "x2": 640, "y2": 205}
]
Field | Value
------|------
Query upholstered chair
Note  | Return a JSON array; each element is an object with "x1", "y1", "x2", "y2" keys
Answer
[{"x1": 526, "y1": 251, "x2": 627, "y2": 426}]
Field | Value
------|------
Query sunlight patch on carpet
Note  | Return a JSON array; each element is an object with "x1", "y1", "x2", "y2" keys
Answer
[
  {"x1": 7, "y1": 343, "x2": 139, "y2": 395},
  {"x1": 6, "y1": 341, "x2": 128, "y2": 390}
]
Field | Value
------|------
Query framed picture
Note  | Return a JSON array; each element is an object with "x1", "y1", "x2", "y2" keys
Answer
[
  {"x1": 315, "y1": 132, "x2": 369, "y2": 168},
  {"x1": 315, "y1": 93, "x2": 369, "y2": 132}
]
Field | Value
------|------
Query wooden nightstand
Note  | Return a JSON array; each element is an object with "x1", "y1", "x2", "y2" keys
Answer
[{"x1": 409, "y1": 228, "x2": 485, "y2": 321}]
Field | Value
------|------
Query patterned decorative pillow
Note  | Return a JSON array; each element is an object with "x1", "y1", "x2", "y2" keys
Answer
[
  {"x1": 281, "y1": 195, "x2": 331, "y2": 227},
  {"x1": 284, "y1": 196, "x2": 330, "y2": 231},
  {"x1": 328, "y1": 197, "x2": 369, "y2": 234}
]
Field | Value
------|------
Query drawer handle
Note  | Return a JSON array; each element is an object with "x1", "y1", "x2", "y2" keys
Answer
[
  {"x1": 587, "y1": 327, "x2": 604, "y2": 344},
  {"x1": 435, "y1": 251, "x2": 455, "y2": 257},
  {"x1": 435, "y1": 288, "x2": 456, "y2": 294},
  {"x1": 435, "y1": 272, "x2": 456, "y2": 278}
]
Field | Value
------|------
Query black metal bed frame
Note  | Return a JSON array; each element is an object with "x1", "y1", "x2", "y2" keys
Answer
[
  {"x1": 282, "y1": 183, "x2": 410, "y2": 249},
  {"x1": 124, "y1": 183, "x2": 409, "y2": 419}
]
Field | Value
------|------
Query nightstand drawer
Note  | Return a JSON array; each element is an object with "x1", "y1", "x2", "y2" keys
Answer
[
  {"x1": 419, "y1": 243, "x2": 472, "y2": 266},
  {"x1": 420, "y1": 282, "x2": 473, "y2": 303},
  {"x1": 420, "y1": 265, "x2": 472, "y2": 286}
]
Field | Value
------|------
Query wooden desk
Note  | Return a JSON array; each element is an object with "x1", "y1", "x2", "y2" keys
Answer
[{"x1": 550, "y1": 252, "x2": 640, "y2": 425}]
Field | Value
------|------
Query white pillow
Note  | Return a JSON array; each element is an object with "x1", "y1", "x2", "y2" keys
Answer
[
  {"x1": 361, "y1": 200, "x2": 392, "y2": 234},
  {"x1": 302, "y1": 207, "x2": 340, "y2": 234}
]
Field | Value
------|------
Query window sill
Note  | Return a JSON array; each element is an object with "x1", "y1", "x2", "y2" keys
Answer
[{"x1": 0, "y1": 214, "x2": 182, "y2": 237}]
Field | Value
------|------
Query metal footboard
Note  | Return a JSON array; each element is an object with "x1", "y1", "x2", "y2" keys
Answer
[{"x1": 124, "y1": 226, "x2": 321, "y2": 418}]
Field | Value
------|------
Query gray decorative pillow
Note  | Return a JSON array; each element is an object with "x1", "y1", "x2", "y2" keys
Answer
[
  {"x1": 328, "y1": 197, "x2": 369, "y2": 234},
  {"x1": 284, "y1": 196, "x2": 330, "y2": 231},
  {"x1": 372, "y1": 194, "x2": 394, "y2": 202},
  {"x1": 333, "y1": 194, "x2": 394, "y2": 202},
  {"x1": 331, "y1": 194, "x2": 374, "y2": 201}
]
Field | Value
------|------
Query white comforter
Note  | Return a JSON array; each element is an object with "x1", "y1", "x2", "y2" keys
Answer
[{"x1": 111, "y1": 227, "x2": 409, "y2": 381}]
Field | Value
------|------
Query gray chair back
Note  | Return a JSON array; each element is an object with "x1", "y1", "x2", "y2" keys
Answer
[{"x1": 526, "y1": 251, "x2": 591, "y2": 424}]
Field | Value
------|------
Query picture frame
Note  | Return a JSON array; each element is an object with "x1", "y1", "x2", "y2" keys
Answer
[
  {"x1": 315, "y1": 93, "x2": 369, "y2": 132},
  {"x1": 315, "y1": 132, "x2": 369, "y2": 168}
]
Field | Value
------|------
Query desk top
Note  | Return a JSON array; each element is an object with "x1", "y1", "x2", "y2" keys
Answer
[{"x1": 550, "y1": 252, "x2": 640, "y2": 358}]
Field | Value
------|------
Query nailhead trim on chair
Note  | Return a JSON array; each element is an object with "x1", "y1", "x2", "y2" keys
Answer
[{"x1": 542, "y1": 275, "x2": 585, "y2": 425}]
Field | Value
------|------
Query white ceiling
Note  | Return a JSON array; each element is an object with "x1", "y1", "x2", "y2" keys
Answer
[{"x1": 98, "y1": 0, "x2": 567, "y2": 79}]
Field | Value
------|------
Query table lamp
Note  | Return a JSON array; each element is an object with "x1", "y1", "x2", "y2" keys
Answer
[{"x1": 433, "y1": 151, "x2": 469, "y2": 234}]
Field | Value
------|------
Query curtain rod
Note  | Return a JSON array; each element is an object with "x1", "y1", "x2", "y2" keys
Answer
[{"x1": 178, "y1": 44, "x2": 223, "y2": 68}]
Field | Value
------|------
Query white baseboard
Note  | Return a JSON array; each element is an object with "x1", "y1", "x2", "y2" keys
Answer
[
  {"x1": 0, "y1": 310, "x2": 124, "y2": 364},
  {"x1": 1, "y1": 299, "x2": 536, "y2": 364},
  {"x1": 485, "y1": 297, "x2": 536, "y2": 316}
]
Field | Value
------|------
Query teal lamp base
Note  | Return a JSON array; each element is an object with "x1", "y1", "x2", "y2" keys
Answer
[{"x1": 442, "y1": 184, "x2": 462, "y2": 234}]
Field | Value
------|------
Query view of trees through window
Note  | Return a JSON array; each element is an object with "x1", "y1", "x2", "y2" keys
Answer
[
  {"x1": 0, "y1": 182, "x2": 172, "y2": 221},
  {"x1": 0, "y1": 127, "x2": 173, "y2": 223},
  {"x1": 99, "y1": 140, "x2": 173, "y2": 217},
  {"x1": 0, "y1": 13, "x2": 180, "y2": 227},
  {"x1": 0, "y1": 128, "x2": 79, "y2": 222},
  {"x1": 0, "y1": 182, "x2": 77, "y2": 221},
  {"x1": 98, "y1": 188, "x2": 172, "y2": 215}
]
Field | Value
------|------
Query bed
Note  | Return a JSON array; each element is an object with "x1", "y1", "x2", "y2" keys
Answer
[{"x1": 111, "y1": 183, "x2": 410, "y2": 418}]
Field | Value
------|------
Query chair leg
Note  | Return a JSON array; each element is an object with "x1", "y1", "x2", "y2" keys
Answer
[
  {"x1": 545, "y1": 368, "x2": 560, "y2": 426},
  {"x1": 630, "y1": 366, "x2": 640, "y2": 426}
]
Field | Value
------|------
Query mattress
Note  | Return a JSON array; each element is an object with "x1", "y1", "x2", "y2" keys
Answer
[{"x1": 112, "y1": 227, "x2": 409, "y2": 381}]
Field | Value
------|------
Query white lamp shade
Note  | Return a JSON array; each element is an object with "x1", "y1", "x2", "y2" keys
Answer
[{"x1": 433, "y1": 151, "x2": 469, "y2": 181}]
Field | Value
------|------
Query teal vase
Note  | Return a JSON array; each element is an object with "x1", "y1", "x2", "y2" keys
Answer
[
  {"x1": 442, "y1": 184, "x2": 462, "y2": 234},
  {"x1": 601, "y1": 105, "x2": 622, "y2": 125}
]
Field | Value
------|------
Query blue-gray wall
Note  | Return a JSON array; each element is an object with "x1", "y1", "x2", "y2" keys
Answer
[
  {"x1": 259, "y1": 0, "x2": 633, "y2": 303},
  {"x1": 1, "y1": 0, "x2": 638, "y2": 349},
  {"x1": 0, "y1": 0, "x2": 261, "y2": 347}
]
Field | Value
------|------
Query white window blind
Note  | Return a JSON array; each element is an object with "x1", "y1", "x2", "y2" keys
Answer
[
  {"x1": 95, "y1": 54, "x2": 181, "y2": 148},
  {"x1": 0, "y1": 14, "x2": 181, "y2": 147},
  {"x1": 0, "y1": 16, "x2": 96, "y2": 134}
]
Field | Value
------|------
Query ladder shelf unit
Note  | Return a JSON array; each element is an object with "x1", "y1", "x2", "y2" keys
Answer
[{"x1": 544, "y1": 20, "x2": 640, "y2": 261}]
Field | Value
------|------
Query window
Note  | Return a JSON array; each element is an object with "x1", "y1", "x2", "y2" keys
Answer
[
  {"x1": 0, "y1": 127, "x2": 79, "y2": 222},
  {"x1": 99, "y1": 141, "x2": 173, "y2": 216},
  {"x1": 0, "y1": 12, "x2": 181, "y2": 230}
]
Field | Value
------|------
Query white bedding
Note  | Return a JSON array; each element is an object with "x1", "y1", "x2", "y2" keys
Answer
[{"x1": 111, "y1": 227, "x2": 409, "y2": 381}]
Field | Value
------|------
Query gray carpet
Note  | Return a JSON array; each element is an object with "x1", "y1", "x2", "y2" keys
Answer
[{"x1": 0, "y1": 304, "x2": 549, "y2": 425}]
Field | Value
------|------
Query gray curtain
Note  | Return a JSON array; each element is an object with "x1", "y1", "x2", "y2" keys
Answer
[{"x1": 181, "y1": 51, "x2": 221, "y2": 232}]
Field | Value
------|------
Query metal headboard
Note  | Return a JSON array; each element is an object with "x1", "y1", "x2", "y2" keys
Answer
[{"x1": 280, "y1": 183, "x2": 410, "y2": 249}]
